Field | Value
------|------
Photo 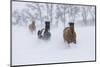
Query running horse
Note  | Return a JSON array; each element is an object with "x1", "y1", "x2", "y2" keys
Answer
[
  {"x1": 37, "y1": 21, "x2": 51, "y2": 40},
  {"x1": 63, "y1": 22, "x2": 76, "y2": 45},
  {"x1": 29, "y1": 20, "x2": 36, "y2": 33}
]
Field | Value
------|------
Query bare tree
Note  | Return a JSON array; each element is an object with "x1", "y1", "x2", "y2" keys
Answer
[
  {"x1": 55, "y1": 4, "x2": 63, "y2": 27},
  {"x1": 45, "y1": 3, "x2": 53, "y2": 26},
  {"x1": 50, "y1": 4, "x2": 53, "y2": 24},
  {"x1": 61, "y1": 5, "x2": 68, "y2": 27},
  {"x1": 36, "y1": 3, "x2": 43, "y2": 27},
  {"x1": 67, "y1": 5, "x2": 80, "y2": 23},
  {"x1": 12, "y1": 10, "x2": 25, "y2": 26},
  {"x1": 12, "y1": 10, "x2": 20, "y2": 25},
  {"x1": 21, "y1": 9, "x2": 32, "y2": 26},
  {"x1": 81, "y1": 6, "x2": 92, "y2": 25},
  {"x1": 45, "y1": 4, "x2": 49, "y2": 20},
  {"x1": 55, "y1": 5, "x2": 77, "y2": 27},
  {"x1": 27, "y1": 3, "x2": 43, "y2": 27},
  {"x1": 88, "y1": 6, "x2": 95, "y2": 23},
  {"x1": 82, "y1": 7, "x2": 88, "y2": 25}
]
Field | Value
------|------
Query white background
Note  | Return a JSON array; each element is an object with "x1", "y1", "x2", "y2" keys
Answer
[{"x1": 0, "y1": 0, "x2": 99, "y2": 67}]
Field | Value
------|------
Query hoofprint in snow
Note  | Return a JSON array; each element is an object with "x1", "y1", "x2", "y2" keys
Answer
[{"x1": 12, "y1": 23, "x2": 95, "y2": 65}]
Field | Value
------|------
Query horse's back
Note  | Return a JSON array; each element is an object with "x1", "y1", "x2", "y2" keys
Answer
[{"x1": 29, "y1": 24, "x2": 36, "y2": 32}]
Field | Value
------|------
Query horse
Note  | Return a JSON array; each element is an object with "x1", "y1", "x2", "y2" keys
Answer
[
  {"x1": 63, "y1": 22, "x2": 76, "y2": 45},
  {"x1": 37, "y1": 21, "x2": 51, "y2": 40},
  {"x1": 29, "y1": 21, "x2": 36, "y2": 33}
]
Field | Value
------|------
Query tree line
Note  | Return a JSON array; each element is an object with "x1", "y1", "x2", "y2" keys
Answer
[{"x1": 12, "y1": 2, "x2": 95, "y2": 27}]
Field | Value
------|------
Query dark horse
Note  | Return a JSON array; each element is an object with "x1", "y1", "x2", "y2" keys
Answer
[{"x1": 37, "y1": 21, "x2": 51, "y2": 40}]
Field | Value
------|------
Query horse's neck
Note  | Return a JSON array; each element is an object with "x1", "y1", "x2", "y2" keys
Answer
[{"x1": 70, "y1": 27, "x2": 74, "y2": 34}]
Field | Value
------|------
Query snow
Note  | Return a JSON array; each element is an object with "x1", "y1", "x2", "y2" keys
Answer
[
  {"x1": 12, "y1": 1, "x2": 95, "y2": 66},
  {"x1": 12, "y1": 23, "x2": 95, "y2": 65}
]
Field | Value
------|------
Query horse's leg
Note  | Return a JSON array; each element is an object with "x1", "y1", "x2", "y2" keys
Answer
[
  {"x1": 73, "y1": 40, "x2": 76, "y2": 44},
  {"x1": 67, "y1": 41, "x2": 71, "y2": 47},
  {"x1": 73, "y1": 38, "x2": 76, "y2": 44}
]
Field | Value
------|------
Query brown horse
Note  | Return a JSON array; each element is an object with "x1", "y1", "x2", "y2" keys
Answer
[
  {"x1": 29, "y1": 21, "x2": 36, "y2": 33},
  {"x1": 63, "y1": 23, "x2": 76, "y2": 45}
]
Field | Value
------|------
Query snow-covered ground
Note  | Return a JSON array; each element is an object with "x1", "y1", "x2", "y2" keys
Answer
[
  {"x1": 12, "y1": 1, "x2": 95, "y2": 66},
  {"x1": 12, "y1": 23, "x2": 95, "y2": 65}
]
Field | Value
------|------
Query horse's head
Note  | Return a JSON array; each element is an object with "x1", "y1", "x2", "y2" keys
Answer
[
  {"x1": 69, "y1": 22, "x2": 75, "y2": 33},
  {"x1": 32, "y1": 21, "x2": 35, "y2": 25}
]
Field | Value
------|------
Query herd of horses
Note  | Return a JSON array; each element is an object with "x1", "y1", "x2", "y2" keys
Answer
[{"x1": 29, "y1": 20, "x2": 76, "y2": 46}]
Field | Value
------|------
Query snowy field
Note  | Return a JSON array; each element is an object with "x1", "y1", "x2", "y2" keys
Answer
[
  {"x1": 12, "y1": 1, "x2": 96, "y2": 66},
  {"x1": 12, "y1": 24, "x2": 95, "y2": 65}
]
